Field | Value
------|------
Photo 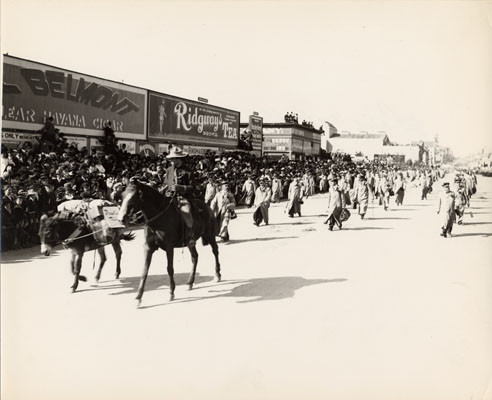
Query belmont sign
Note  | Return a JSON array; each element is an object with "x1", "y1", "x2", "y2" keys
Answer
[
  {"x1": 18, "y1": 69, "x2": 139, "y2": 115},
  {"x1": 2, "y1": 56, "x2": 147, "y2": 139}
]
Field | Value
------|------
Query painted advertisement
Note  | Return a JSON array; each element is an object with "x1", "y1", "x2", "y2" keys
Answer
[
  {"x1": 249, "y1": 115, "x2": 263, "y2": 153},
  {"x1": 1, "y1": 131, "x2": 40, "y2": 149},
  {"x1": 89, "y1": 137, "x2": 104, "y2": 154},
  {"x1": 2, "y1": 56, "x2": 147, "y2": 139},
  {"x1": 239, "y1": 115, "x2": 263, "y2": 153},
  {"x1": 148, "y1": 92, "x2": 239, "y2": 148},
  {"x1": 156, "y1": 143, "x2": 170, "y2": 155},
  {"x1": 118, "y1": 140, "x2": 137, "y2": 154},
  {"x1": 65, "y1": 136, "x2": 88, "y2": 150},
  {"x1": 182, "y1": 145, "x2": 220, "y2": 156},
  {"x1": 138, "y1": 142, "x2": 156, "y2": 158}
]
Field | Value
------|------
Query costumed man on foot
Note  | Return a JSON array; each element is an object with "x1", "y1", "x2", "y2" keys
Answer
[
  {"x1": 253, "y1": 178, "x2": 272, "y2": 226},
  {"x1": 164, "y1": 146, "x2": 196, "y2": 244},
  {"x1": 325, "y1": 176, "x2": 346, "y2": 230},
  {"x1": 437, "y1": 181, "x2": 456, "y2": 238},
  {"x1": 356, "y1": 174, "x2": 369, "y2": 219},
  {"x1": 286, "y1": 174, "x2": 304, "y2": 218}
]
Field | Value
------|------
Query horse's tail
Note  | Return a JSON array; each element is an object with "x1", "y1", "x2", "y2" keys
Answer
[{"x1": 121, "y1": 232, "x2": 136, "y2": 241}]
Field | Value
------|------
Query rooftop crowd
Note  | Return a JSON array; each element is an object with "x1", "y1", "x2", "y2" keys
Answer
[
  {"x1": 283, "y1": 112, "x2": 324, "y2": 132},
  {"x1": 1, "y1": 120, "x2": 465, "y2": 251}
]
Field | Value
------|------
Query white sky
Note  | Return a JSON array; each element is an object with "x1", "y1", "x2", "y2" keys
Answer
[{"x1": 2, "y1": 0, "x2": 491, "y2": 157}]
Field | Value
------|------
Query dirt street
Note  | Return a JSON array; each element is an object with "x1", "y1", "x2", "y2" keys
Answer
[{"x1": 2, "y1": 177, "x2": 492, "y2": 400}]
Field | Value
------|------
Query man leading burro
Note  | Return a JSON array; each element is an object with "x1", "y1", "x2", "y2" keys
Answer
[{"x1": 164, "y1": 146, "x2": 196, "y2": 244}]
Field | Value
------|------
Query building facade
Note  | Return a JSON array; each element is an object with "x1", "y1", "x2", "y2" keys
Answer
[
  {"x1": 327, "y1": 133, "x2": 391, "y2": 159},
  {"x1": 327, "y1": 132, "x2": 428, "y2": 164},
  {"x1": 2, "y1": 55, "x2": 240, "y2": 157},
  {"x1": 262, "y1": 123, "x2": 323, "y2": 160},
  {"x1": 378, "y1": 144, "x2": 420, "y2": 163}
]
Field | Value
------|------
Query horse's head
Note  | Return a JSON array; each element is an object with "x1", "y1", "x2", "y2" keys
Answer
[
  {"x1": 39, "y1": 213, "x2": 59, "y2": 256},
  {"x1": 118, "y1": 181, "x2": 142, "y2": 225}
]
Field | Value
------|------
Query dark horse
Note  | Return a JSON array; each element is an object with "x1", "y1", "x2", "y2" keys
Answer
[
  {"x1": 39, "y1": 212, "x2": 135, "y2": 292},
  {"x1": 117, "y1": 181, "x2": 221, "y2": 305}
]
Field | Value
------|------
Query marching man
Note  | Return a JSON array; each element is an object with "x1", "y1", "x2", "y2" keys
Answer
[
  {"x1": 356, "y1": 174, "x2": 369, "y2": 219},
  {"x1": 241, "y1": 175, "x2": 256, "y2": 208},
  {"x1": 253, "y1": 178, "x2": 272, "y2": 226},
  {"x1": 325, "y1": 177, "x2": 346, "y2": 231},
  {"x1": 210, "y1": 181, "x2": 236, "y2": 242},
  {"x1": 437, "y1": 182, "x2": 456, "y2": 238},
  {"x1": 286, "y1": 174, "x2": 304, "y2": 218}
]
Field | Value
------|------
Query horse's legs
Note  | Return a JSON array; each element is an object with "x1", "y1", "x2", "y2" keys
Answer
[
  {"x1": 71, "y1": 251, "x2": 84, "y2": 292},
  {"x1": 165, "y1": 247, "x2": 176, "y2": 301},
  {"x1": 95, "y1": 247, "x2": 106, "y2": 282},
  {"x1": 186, "y1": 243, "x2": 199, "y2": 290},
  {"x1": 136, "y1": 245, "x2": 155, "y2": 305},
  {"x1": 210, "y1": 239, "x2": 221, "y2": 282},
  {"x1": 112, "y1": 241, "x2": 122, "y2": 279},
  {"x1": 70, "y1": 252, "x2": 76, "y2": 275}
]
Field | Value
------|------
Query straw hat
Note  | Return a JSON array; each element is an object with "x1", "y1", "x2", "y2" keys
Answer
[{"x1": 166, "y1": 147, "x2": 188, "y2": 159}]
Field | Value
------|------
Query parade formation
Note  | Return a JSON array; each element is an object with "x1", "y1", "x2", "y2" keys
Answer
[
  {"x1": 0, "y1": 55, "x2": 485, "y2": 310},
  {"x1": 2, "y1": 2, "x2": 492, "y2": 399},
  {"x1": 1, "y1": 115, "x2": 481, "y2": 302},
  {"x1": 1, "y1": 119, "x2": 480, "y2": 247}
]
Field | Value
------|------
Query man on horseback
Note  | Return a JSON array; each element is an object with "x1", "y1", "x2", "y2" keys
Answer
[{"x1": 164, "y1": 146, "x2": 195, "y2": 244}]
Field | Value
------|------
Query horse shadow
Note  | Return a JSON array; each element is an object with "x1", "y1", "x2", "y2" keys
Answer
[
  {"x1": 451, "y1": 232, "x2": 492, "y2": 238},
  {"x1": 368, "y1": 217, "x2": 410, "y2": 220},
  {"x1": 225, "y1": 236, "x2": 298, "y2": 245},
  {"x1": 268, "y1": 222, "x2": 315, "y2": 226},
  {"x1": 463, "y1": 222, "x2": 492, "y2": 226},
  {"x1": 103, "y1": 273, "x2": 216, "y2": 296},
  {"x1": 138, "y1": 276, "x2": 348, "y2": 309},
  {"x1": 344, "y1": 226, "x2": 393, "y2": 231}
]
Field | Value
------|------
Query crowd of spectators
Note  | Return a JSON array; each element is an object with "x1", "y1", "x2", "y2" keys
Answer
[
  {"x1": 1, "y1": 120, "x2": 439, "y2": 251},
  {"x1": 284, "y1": 112, "x2": 298, "y2": 123},
  {"x1": 283, "y1": 112, "x2": 324, "y2": 132}
]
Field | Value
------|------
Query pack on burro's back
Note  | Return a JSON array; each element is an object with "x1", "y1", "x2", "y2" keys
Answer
[{"x1": 86, "y1": 201, "x2": 126, "y2": 246}]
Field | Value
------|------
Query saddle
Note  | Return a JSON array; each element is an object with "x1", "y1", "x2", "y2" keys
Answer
[
  {"x1": 59, "y1": 200, "x2": 124, "y2": 246},
  {"x1": 85, "y1": 201, "x2": 125, "y2": 245},
  {"x1": 172, "y1": 196, "x2": 211, "y2": 246}
]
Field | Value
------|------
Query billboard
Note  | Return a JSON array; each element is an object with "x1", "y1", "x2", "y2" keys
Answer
[
  {"x1": 2, "y1": 56, "x2": 147, "y2": 139},
  {"x1": 89, "y1": 137, "x2": 104, "y2": 154},
  {"x1": 118, "y1": 140, "x2": 137, "y2": 154},
  {"x1": 182, "y1": 145, "x2": 219, "y2": 155},
  {"x1": 239, "y1": 115, "x2": 263, "y2": 153},
  {"x1": 249, "y1": 115, "x2": 263, "y2": 153},
  {"x1": 148, "y1": 92, "x2": 239, "y2": 148},
  {"x1": 65, "y1": 136, "x2": 88, "y2": 150},
  {"x1": 156, "y1": 143, "x2": 170, "y2": 154},
  {"x1": 138, "y1": 142, "x2": 157, "y2": 158},
  {"x1": 1, "y1": 131, "x2": 40, "y2": 149}
]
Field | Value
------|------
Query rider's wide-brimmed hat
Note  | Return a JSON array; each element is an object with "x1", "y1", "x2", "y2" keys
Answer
[{"x1": 166, "y1": 147, "x2": 188, "y2": 159}]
